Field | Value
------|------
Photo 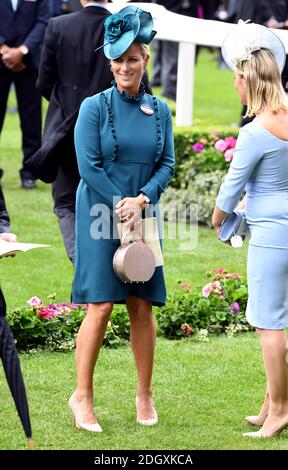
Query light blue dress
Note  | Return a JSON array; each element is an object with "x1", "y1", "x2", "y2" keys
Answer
[
  {"x1": 73, "y1": 84, "x2": 175, "y2": 306},
  {"x1": 217, "y1": 120, "x2": 288, "y2": 329}
]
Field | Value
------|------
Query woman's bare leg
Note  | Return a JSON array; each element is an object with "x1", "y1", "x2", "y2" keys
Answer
[
  {"x1": 71, "y1": 302, "x2": 113, "y2": 423},
  {"x1": 257, "y1": 328, "x2": 288, "y2": 434},
  {"x1": 126, "y1": 296, "x2": 157, "y2": 421}
]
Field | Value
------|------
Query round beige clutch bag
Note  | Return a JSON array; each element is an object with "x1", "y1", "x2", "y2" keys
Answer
[{"x1": 113, "y1": 224, "x2": 156, "y2": 283}]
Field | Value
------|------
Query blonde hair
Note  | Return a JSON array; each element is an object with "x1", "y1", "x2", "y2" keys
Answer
[
  {"x1": 134, "y1": 42, "x2": 150, "y2": 59},
  {"x1": 236, "y1": 49, "x2": 288, "y2": 117}
]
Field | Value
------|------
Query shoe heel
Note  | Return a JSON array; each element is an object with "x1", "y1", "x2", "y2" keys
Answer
[{"x1": 72, "y1": 414, "x2": 80, "y2": 429}]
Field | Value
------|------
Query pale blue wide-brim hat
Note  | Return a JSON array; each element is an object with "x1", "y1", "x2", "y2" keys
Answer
[
  {"x1": 221, "y1": 20, "x2": 286, "y2": 72},
  {"x1": 103, "y1": 6, "x2": 156, "y2": 60}
]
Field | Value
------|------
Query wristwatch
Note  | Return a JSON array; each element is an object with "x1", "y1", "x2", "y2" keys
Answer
[
  {"x1": 19, "y1": 44, "x2": 29, "y2": 55},
  {"x1": 141, "y1": 193, "x2": 150, "y2": 208},
  {"x1": 142, "y1": 194, "x2": 150, "y2": 204}
]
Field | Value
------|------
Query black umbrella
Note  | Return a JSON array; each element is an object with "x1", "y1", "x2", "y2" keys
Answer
[{"x1": 0, "y1": 311, "x2": 34, "y2": 448}]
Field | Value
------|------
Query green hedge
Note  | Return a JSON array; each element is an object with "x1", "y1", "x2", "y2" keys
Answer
[{"x1": 164, "y1": 127, "x2": 239, "y2": 225}]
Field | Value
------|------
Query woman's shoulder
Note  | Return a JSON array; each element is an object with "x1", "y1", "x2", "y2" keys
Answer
[{"x1": 239, "y1": 120, "x2": 263, "y2": 140}]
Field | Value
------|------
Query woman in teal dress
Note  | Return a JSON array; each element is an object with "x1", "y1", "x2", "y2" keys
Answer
[
  {"x1": 213, "y1": 21, "x2": 288, "y2": 438},
  {"x1": 69, "y1": 7, "x2": 174, "y2": 432}
]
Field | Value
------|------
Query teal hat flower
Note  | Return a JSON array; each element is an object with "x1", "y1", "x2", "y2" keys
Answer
[{"x1": 103, "y1": 6, "x2": 156, "y2": 60}]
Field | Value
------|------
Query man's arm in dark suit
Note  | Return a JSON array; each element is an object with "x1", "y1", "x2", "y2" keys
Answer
[
  {"x1": 0, "y1": 185, "x2": 10, "y2": 234},
  {"x1": 37, "y1": 19, "x2": 58, "y2": 101},
  {"x1": 22, "y1": 0, "x2": 51, "y2": 55}
]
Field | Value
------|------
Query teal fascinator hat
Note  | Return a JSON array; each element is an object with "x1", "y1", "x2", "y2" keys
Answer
[{"x1": 102, "y1": 6, "x2": 157, "y2": 60}]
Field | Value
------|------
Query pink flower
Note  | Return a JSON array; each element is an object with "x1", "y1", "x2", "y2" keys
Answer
[
  {"x1": 224, "y1": 148, "x2": 235, "y2": 162},
  {"x1": 214, "y1": 267, "x2": 224, "y2": 274},
  {"x1": 210, "y1": 130, "x2": 218, "y2": 136},
  {"x1": 39, "y1": 305, "x2": 63, "y2": 319},
  {"x1": 202, "y1": 283, "x2": 213, "y2": 297},
  {"x1": 192, "y1": 142, "x2": 204, "y2": 153},
  {"x1": 181, "y1": 323, "x2": 193, "y2": 337},
  {"x1": 202, "y1": 281, "x2": 224, "y2": 297},
  {"x1": 214, "y1": 139, "x2": 229, "y2": 152},
  {"x1": 181, "y1": 282, "x2": 191, "y2": 292},
  {"x1": 231, "y1": 273, "x2": 240, "y2": 279},
  {"x1": 212, "y1": 281, "x2": 224, "y2": 296},
  {"x1": 27, "y1": 296, "x2": 43, "y2": 308},
  {"x1": 225, "y1": 136, "x2": 237, "y2": 148}
]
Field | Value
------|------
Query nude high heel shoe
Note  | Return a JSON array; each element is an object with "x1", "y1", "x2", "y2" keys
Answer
[
  {"x1": 243, "y1": 415, "x2": 288, "y2": 438},
  {"x1": 136, "y1": 396, "x2": 158, "y2": 426},
  {"x1": 245, "y1": 413, "x2": 268, "y2": 426},
  {"x1": 68, "y1": 394, "x2": 102, "y2": 433}
]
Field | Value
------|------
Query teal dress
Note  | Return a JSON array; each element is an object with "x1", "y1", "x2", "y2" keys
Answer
[{"x1": 73, "y1": 84, "x2": 175, "y2": 306}]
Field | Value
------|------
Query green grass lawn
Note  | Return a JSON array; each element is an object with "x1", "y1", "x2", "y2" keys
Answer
[
  {"x1": 1, "y1": 335, "x2": 288, "y2": 451},
  {"x1": 0, "y1": 50, "x2": 286, "y2": 450}
]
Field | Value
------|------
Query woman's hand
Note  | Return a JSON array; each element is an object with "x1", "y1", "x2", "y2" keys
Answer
[
  {"x1": 115, "y1": 196, "x2": 145, "y2": 224},
  {"x1": 0, "y1": 232, "x2": 17, "y2": 242},
  {"x1": 0, "y1": 232, "x2": 17, "y2": 257},
  {"x1": 212, "y1": 206, "x2": 229, "y2": 239}
]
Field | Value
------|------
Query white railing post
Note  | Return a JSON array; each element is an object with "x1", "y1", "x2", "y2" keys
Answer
[{"x1": 176, "y1": 42, "x2": 196, "y2": 127}]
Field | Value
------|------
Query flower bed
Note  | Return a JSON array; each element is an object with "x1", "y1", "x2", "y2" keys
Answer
[
  {"x1": 156, "y1": 268, "x2": 251, "y2": 341},
  {"x1": 8, "y1": 267, "x2": 251, "y2": 351},
  {"x1": 8, "y1": 295, "x2": 130, "y2": 352}
]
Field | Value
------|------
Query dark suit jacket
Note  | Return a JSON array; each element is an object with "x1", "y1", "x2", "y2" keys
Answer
[
  {"x1": 0, "y1": 185, "x2": 10, "y2": 235},
  {"x1": 0, "y1": 0, "x2": 50, "y2": 69},
  {"x1": 30, "y1": 6, "x2": 113, "y2": 181},
  {"x1": 0, "y1": 184, "x2": 10, "y2": 317},
  {"x1": 235, "y1": 0, "x2": 274, "y2": 24},
  {"x1": 152, "y1": 0, "x2": 198, "y2": 16},
  {"x1": 264, "y1": 0, "x2": 288, "y2": 22}
]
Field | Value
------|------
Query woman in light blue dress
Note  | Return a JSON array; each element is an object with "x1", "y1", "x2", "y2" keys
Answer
[
  {"x1": 213, "y1": 21, "x2": 288, "y2": 438},
  {"x1": 69, "y1": 7, "x2": 174, "y2": 432}
]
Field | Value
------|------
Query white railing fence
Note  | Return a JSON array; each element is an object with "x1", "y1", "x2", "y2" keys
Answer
[{"x1": 109, "y1": 1, "x2": 288, "y2": 126}]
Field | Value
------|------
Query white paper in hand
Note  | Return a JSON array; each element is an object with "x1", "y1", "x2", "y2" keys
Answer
[{"x1": 0, "y1": 240, "x2": 50, "y2": 258}]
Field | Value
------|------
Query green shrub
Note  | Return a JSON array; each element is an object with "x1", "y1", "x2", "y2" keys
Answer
[
  {"x1": 172, "y1": 129, "x2": 238, "y2": 187},
  {"x1": 168, "y1": 129, "x2": 238, "y2": 226},
  {"x1": 162, "y1": 170, "x2": 225, "y2": 226},
  {"x1": 155, "y1": 269, "x2": 251, "y2": 341}
]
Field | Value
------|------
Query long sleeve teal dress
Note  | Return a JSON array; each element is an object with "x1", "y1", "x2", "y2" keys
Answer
[
  {"x1": 73, "y1": 83, "x2": 175, "y2": 306},
  {"x1": 217, "y1": 120, "x2": 288, "y2": 329}
]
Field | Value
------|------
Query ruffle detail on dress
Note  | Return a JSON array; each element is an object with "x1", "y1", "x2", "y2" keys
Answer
[
  {"x1": 101, "y1": 90, "x2": 118, "y2": 160},
  {"x1": 114, "y1": 80, "x2": 146, "y2": 102},
  {"x1": 152, "y1": 96, "x2": 162, "y2": 162}
]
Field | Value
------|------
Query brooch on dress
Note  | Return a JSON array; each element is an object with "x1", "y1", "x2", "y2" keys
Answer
[{"x1": 140, "y1": 103, "x2": 154, "y2": 115}]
